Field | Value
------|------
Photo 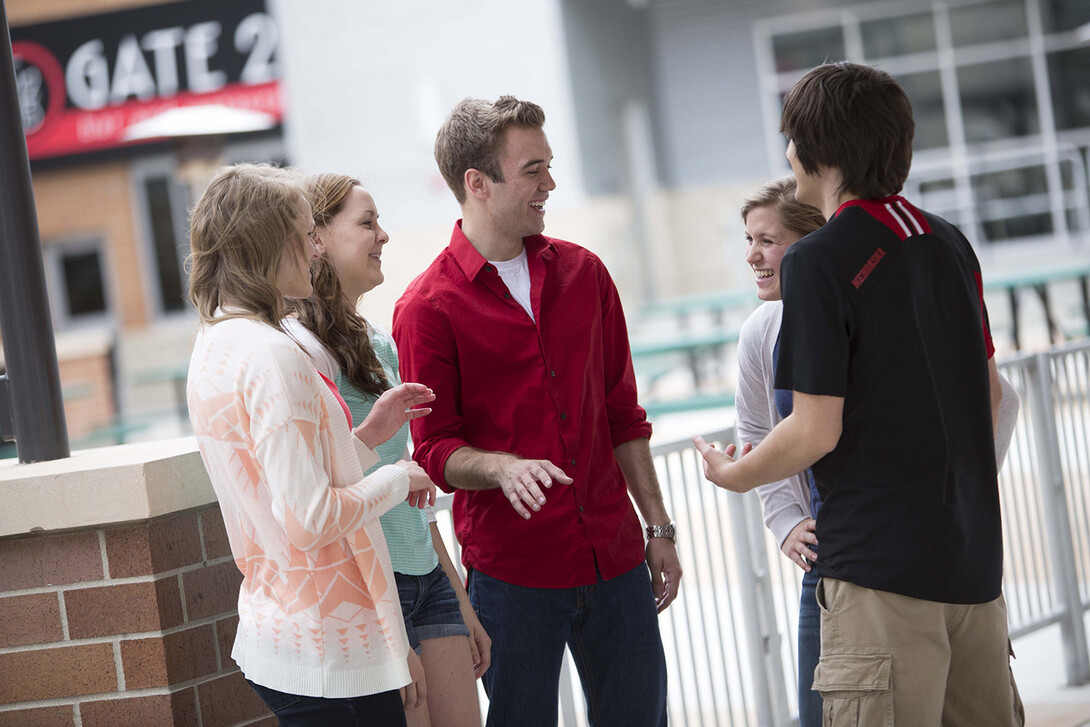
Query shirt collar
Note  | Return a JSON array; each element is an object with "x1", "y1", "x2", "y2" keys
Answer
[
  {"x1": 832, "y1": 194, "x2": 905, "y2": 220},
  {"x1": 448, "y1": 220, "x2": 555, "y2": 281}
]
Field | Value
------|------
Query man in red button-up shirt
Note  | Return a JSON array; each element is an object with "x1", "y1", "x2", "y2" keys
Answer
[{"x1": 393, "y1": 96, "x2": 680, "y2": 726}]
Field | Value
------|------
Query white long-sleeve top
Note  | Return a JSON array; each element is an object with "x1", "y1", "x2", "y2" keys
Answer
[
  {"x1": 186, "y1": 314, "x2": 411, "y2": 698},
  {"x1": 736, "y1": 300, "x2": 1020, "y2": 549},
  {"x1": 736, "y1": 301, "x2": 812, "y2": 548}
]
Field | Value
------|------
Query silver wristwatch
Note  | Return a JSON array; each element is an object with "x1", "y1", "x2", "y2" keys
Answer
[{"x1": 645, "y1": 522, "x2": 677, "y2": 542}]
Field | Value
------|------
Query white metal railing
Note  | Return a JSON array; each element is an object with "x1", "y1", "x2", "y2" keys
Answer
[{"x1": 434, "y1": 339, "x2": 1090, "y2": 725}]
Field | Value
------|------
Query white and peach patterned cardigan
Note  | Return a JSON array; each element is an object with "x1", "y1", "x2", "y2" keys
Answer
[{"x1": 186, "y1": 314, "x2": 411, "y2": 698}]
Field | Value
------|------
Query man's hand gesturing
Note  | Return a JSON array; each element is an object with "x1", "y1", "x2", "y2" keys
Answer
[{"x1": 495, "y1": 458, "x2": 573, "y2": 519}]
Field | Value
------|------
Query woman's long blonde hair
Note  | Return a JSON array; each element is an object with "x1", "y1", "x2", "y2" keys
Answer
[
  {"x1": 287, "y1": 174, "x2": 390, "y2": 397},
  {"x1": 188, "y1": 163, "x2": 310, "y2": 328}
]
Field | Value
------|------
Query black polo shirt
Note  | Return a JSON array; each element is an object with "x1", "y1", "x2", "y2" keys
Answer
[{"x1": 776, "y1": 195, "x2": 1002, "y2": 604}]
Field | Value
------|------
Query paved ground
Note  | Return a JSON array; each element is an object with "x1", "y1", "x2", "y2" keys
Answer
[{"x1": 1017, "y1": 624, "x2": 1090, "y2": 727}]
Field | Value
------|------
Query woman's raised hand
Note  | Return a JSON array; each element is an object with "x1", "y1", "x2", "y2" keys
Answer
[{"x1": 353, "y1": 382, "x2": 435, "y2": 449}]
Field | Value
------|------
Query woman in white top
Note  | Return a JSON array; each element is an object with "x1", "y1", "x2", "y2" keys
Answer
[
  {"x1": 734, "y1": 177, "x2": 826, "y2": 726},
  {"x1": 186, "y1": 163, "x2": 435, "y2": 726}
]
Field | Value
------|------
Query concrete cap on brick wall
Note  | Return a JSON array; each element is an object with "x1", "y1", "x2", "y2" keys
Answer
[{"x1": 0, "y1": 437, "x2": 214, "y2": 537}]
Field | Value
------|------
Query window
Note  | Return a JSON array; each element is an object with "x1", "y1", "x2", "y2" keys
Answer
[
  {"x1": 950, "y1": 0, "x2": 1028, "y2": 45},
  {"x1": 1048, "y1": 47, "x2": 1090, "y2": 130},
  {"x1": 771, "y1": 27, "x2": 844, "y2": 73},
  {"x1": 972, "y1": 166, "x2": 1053, "y2": 242},
  {"x1": 862, "y1": 12, "x2": 936, "y2": 58},
  {"x1": 758, "y1": 0, "x2": 1090, "y2": 250},
  {"x1": 896, "y1": 70, "x2": 948, "y2": 150},
  {"x1": 958, "y1": 58, "x2": 1039, "y2": 143},
  {"x1": 145, "y1": 177, "x2": 186, "y2": 313},
  {"x1": 45, "y1": 239, "x2": 110, "y2": 328},
  {"x1": 61, "y1": 250, "x2": 107, "y2": 316},
  {"x1": 1040, "y1": 0, "x2": 1090, "y2": 32}
]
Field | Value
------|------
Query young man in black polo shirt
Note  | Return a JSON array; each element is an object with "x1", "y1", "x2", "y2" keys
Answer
[{"x1": 695, "y1": 62, "x2": 1023, "y2": 725}]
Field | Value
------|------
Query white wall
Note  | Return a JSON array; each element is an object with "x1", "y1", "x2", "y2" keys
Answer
[
  {"x1": 270, "y1": 0, "x2": 592, "y2": 327},
  {"x1": 272, "y1": 0, "x2": 587, "y2": 220}
]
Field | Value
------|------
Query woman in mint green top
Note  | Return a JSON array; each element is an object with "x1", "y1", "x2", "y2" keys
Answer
[
  {"x1": 288, "y1": 174, "x2": 489, "y2": 727},
  {"x1": 340, "y1": 328, "x2": 436, "y2": 576}
]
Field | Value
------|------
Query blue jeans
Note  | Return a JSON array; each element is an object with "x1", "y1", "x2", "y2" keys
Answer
[
  {"x1": 246, "y1": 680, "x2": 406, "y2": 726},
  {"x1": 468, "y1": 563, "x2": 668, "y2": 727},
  {"x1": 798, "y1": 570, "x2": 822, "y2": 727}
]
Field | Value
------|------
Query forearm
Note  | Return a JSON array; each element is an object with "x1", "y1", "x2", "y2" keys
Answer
[
  {"x1": 443, "y1": 446, "x2": 516, "y2": 491},
  {"x1": 615, "y1": 438, "x2": 670, "y2": 525},
  {"x1": 756, "y1": 478, "x2": 811, "y2": 546},
  {"x1": 720, "y1": 410, "x2": 836, "y2": 493}
]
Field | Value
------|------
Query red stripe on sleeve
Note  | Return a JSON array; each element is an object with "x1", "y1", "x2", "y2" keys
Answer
[{"x1": 973, "y1": 271, "x2": 996, "y2": 359}]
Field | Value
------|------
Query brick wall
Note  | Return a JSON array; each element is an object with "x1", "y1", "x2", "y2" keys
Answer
[
  {"x1": 0, "y1": 505, "x2": 273, "y2": 727},
  {"x1": 31, "y1": 162, "x2": 149, "y2": 331},
  {"x1": 58, "y1": 350, "x2": 116, "y2": 441}
]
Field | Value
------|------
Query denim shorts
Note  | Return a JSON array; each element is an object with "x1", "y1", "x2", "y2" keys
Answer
[{"x1": 395, "y1": 564, "x2": 469, "y2": 653}]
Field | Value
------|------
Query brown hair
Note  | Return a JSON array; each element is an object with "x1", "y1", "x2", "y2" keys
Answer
[
  {"x1": 435, "y1": 96, "x2": 546, "y2": 204},
  {"x1": 741, "y1": 176, "x2": 826, "y2": 237},
  {"x1": 286, "y1": 174, "x2": 390, "y2": 398},
  {"x1": 780, "y1": 62, "x2": 914, "y2": 199},
  {"x1": 187, "y1": 163, "x2": 309, "y2": 329}
]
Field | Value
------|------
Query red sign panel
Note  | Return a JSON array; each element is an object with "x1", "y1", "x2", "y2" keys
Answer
[{"x1": 11, "y1": 0, "x2": 281, "y2": 161}]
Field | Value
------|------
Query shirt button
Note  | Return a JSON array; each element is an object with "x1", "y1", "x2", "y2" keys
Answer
[
  {"x1": 570, "y1": 458, "x2": 576, "y2": 466},
  {"x1": 504, "y1": 293, "x2": 512, "y2": 299},
  {"x1": 550, "y1": 370, "x2": 556, "y2": 377},
  {"x1": 578, "y1": 505, "x2": 584, "y2": 513},
  {"x1": 560, "y1": 413, "x2": 567, "y2": 421}
]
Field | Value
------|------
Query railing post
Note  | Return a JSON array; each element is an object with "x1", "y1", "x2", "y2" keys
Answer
[
  {"x1": 742, "y1": 491, "x2": 793, "y2": 727},
  {"x1": 1026, "y1": 352, "x2": 1090, "y2": 685},
  {"x1": 729, "y1": 491, "x2": 793, "y2": 726}
]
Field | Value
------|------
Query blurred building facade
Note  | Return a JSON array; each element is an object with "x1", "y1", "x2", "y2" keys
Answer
[
  {"x1": 6, "y1": 0, "x2": 1090, "y2": 446},
  {"x1": 5, "y1": 0, "x2": 286, "y2": 443},
  {"x1": 277, "y1": 0, "x2": 1090, "y2": 326}
]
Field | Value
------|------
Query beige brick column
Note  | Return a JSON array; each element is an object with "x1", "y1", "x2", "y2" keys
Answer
[{"x1": 0, "y1": 439, "x2": 274, "y2": 727}]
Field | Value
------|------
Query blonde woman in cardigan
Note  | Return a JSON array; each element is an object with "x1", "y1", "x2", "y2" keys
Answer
[{"x1": 186, "y1": 163, "x2": 435, "y2": 726}]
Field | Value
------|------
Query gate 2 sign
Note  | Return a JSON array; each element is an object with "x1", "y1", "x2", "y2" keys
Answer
[{"x1": 11, "y1": 0, "x2": 282, "y2": 161}]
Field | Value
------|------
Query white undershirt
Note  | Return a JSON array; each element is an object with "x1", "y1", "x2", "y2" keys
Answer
[{"x1": 490, "y1": 249, "x2": 534, "y2": 322}]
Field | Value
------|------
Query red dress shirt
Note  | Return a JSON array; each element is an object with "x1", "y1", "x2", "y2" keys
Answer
[{"x1": 392, "y1": 222, "x2": 651, "y2": 588}]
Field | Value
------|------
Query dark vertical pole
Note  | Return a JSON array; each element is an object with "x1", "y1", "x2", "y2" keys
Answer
[
  {"x1": 1079, "y1": 274, "x2": 1090, "y2": 337},
  {"x1": 0, "y1": 1, "x2": 70, "y2": 462}
]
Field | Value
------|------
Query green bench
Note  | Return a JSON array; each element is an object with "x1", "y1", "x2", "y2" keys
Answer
[
  {"x1": 643, "y1": 392, "x2": 736, "y2": 418},
  {"x1": 639, "y1": 288, "x2": 757, "y2": 322}
]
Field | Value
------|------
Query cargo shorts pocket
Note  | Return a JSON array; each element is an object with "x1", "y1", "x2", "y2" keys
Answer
[{"x1": 812, "y1": 653, "x2": 894, "y2": 727}]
